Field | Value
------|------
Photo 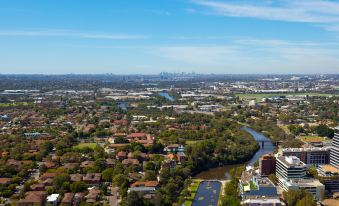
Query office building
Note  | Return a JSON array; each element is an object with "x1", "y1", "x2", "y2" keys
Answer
[
  {"x1": 279, "y1": 178, "x2": 325, "y2": 201},
  {"x1": 276, "y1": 156, "x2": 324, "y2": 200},
  {"x1": 317, "y1": 127, "x2": 339, "y2": 193},
  {"x1": 276, "y1": 156, "x2": 306, "y2": 183},
  {"x1": 330, "y1": 126, "x2": 339, "y2": 169},
  {"x1": 259, "y1": 154, "x2": 276, "y2": 176},
  {"x1": 282, "y1": 147, "x2": 330, "y2": 166}
]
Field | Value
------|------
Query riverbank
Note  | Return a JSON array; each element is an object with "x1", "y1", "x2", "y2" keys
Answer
[
  {"x1": 194, "y1": 126, "x2": 276, "y2": 180},
  {"x1": 184, "y1": 179, "x2": 202, "y2": 206}
]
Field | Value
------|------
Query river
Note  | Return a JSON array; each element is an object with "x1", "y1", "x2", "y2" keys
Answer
[
  {"x1": 194, "y1": 126, "x2": 275, "y2": 180},
  {"x1": 159, "y1": 91, "x2": 174, "y2": 101},
  {"x1": 118, "y1": 101, "x2": 127, "y2": 110}
]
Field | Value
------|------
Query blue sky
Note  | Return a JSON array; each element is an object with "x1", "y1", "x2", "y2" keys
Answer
[{"x1": 0, "y1": 0, "x2": 339, "y2": 74}]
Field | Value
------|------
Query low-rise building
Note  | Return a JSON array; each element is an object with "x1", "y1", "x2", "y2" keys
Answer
[
  {"x1": 61, "y1": 193, "x2": 74, "y2": 206},
  {"x1": 164, "y1": 144, "x2": 185, "y2": 153},
  {"x1": 318, "y1": 164, "x2": 339, "y2": 193},
  {"x1": 17, "y1": 191, "x2": 47, "y2": 206},
  {"x1": 239, "y1": 176, "x2": 278, "y2": 200},
  {"x1": 46, "y1": 194, "x2": 60, "y2": 206},
  {"x1": 128, "y1": 181, "x2": 159, "y2": 196},
  {"x1": 83, "y1": 173, "x2": 101, "y2": 185},
  {"x1": 0, "y1": 178, "x2": 11, "y2": 185},
  {"x1": 280, "y1": 178, "x2": 325, "y2": 201},
  {"x1": 242, "y1": 198, "x2": 282, "y2": 206}
]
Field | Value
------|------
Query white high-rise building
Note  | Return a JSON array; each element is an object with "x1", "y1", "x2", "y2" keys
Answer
[
  {"x1": 276, "y1": 156, "x2": 324, "y2": 201},
  {"x1": 276, "y1": 156, "x2": 307, "y2": 183},
  {"x1": 330, "y1": 127, "x2": 339, "y2": 169}
]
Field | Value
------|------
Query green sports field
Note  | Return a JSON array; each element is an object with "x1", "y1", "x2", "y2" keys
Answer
[{"x1": 236, "y1": 93, "x2": 336, "y2": 101}]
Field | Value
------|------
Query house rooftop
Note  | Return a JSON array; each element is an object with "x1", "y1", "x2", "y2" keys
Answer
[
  {"x1": 128, "y1": 187, "x2": 156, "y2": 192},
  {"x1": 0, "y1": 178, "x2": 11, "y2": 185},
  {"x1": 131, "y1": 181, "x2": 159, "y2": 188},
  {"x1": 61, "y1": 193, "x2": 74, "y2": 204},
  {"x1": 47, "y1": 194, "x2": 59, "y2": 202}
]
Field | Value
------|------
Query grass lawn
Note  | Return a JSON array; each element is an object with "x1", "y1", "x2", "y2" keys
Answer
[
  {"x1": 235, "y1": 93, "x2": 336, "y2": 101},
  {"x1": 298, "y1": 135, "x2": 331, "y2": 142},
  {"x1": 73, "y1": 143, "x2": 98, "y2": 149},
  {"x1": 184, "y1": 179, "x2": 202, "y2": 206},
  {"x1": 185, "y1": 140, "x2": 204, "y2": 145},
  {"x1": 0, "y1": 102, "x2": 31, "y2": 107}
]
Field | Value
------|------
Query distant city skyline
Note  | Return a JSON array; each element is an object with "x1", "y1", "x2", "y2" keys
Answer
[{"x1": 1, "y1": 0, "x2": 339, "y2": 74}]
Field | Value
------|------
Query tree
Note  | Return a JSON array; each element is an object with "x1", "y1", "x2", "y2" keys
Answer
[
  {"x1": 268, "y1": 174, "x2": 277, "y2": 185},
  {"x1": 296, "y1": 193, "x2": 316, "y2": 206},
  {"x1": 162, "y1": 182, "x2": 180, "y2": 203},
  {"x1": 143, "y1": 162, "x2": 155, "y2": 171},
  {"x1": 281, "y1": 138, "x2": 303, "y2": 148},
  {"x1": 102, "y1": 168, "x2": 114, "y2": 182},
  {"x1": 143, "y1": 170, "x2": 157, "y2": 181},
  {"x1": 39, "y1": 164, "x2": 47, "y2": 173},
  {"x1": 307, "y1": 166, "x2": 318, "y2": 179},
  {"x1": 39, "y1": 141, "x2": 54, "y2": 157},
  {"x1": 125, "y1": 191, "x2": 145, "y2": 206},
  {"x1": 70, "y1": 181, "x2": 87, "y2": 193},
  {"x1": 221, "y1": 195, "x2": 240, "y2": 206},
  {"x1": 288, "y1": 125, "x2": 304, "y2": 135},
  {"x1": 224, "y1": 178, "x2": 238, "y2": 197},
  {"x1": 279, "y1": 113, "x2": 292, "y2": 124},
  {"x1": 283, "y1": 189, "x2": 316, "y2": 206},
  {"x1": 149, "y1": 141, "x2": 164, "y2": 153},
  {"x1": 53, "y1": 173, "x2": 70, "y2": 192},
  {"x1": 316, "y1": 125, "x2": 334, "y2": 138},
  {"x1": 112, "y1": 174, "x2": 128, "y2": 189}
]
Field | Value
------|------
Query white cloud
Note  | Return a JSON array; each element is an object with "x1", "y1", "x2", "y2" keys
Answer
[
  {"x1": 155, "y1": 39, "x2": 339, "y2": 73},
  {"x1": 0, "y1": 29, "x2": 148, "y2": 40},
  {"x1": 192, "y1": 0, "x2": 339, "y2": 23},
  {"x1": 233, "y1": 38, "x2": 339, "y2": 47},
  {"x1": 323, "y1": 24, "x2": 339, "y2": 31}
]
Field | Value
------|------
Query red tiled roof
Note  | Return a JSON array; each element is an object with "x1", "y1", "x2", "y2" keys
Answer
[
  {"x1": 122, "y1": 159, "x2": 139, "y2": 165},
  {"x1": 117, "y1": 151, "x2": 127, "y2": 157},
  {"x1": 0, "y1": 178, "x2": 11, "y2": 185},
  {"x1": 40, "y1": 173, "x2": 57, "y2": 180},
  {"x1": 17, "y1": 191, "x2": 47, "y2": 205},
  {"x1": 61, "y1": 193, "x2": 74, "y2": 204},
  {"x1": 131, "y1": 181, "x2": 159, "y2": 188},
  {"x1": 127, "y1": 133, "x2": 147, "y2": 138}
]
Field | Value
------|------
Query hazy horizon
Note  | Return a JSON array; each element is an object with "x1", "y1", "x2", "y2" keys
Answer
[{"x1": 0, "y1": 72, "x2": 338, "y2": 76}]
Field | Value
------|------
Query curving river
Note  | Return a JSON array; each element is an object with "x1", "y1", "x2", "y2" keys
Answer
[
  {"x1": 159, "y1": 91, "x2": 174, "y2": 101},
  {"x1": 194, "y1": 126, "x2": 275, "y2": 180}
]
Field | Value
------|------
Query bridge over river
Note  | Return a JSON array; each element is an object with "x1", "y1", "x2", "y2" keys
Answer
[
  {"x1": 195, "y1": 126, "x2": 276, "y2": 180},
  {"x1": 192, "y1": 127, "x2": 276, "y2": 206}
]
